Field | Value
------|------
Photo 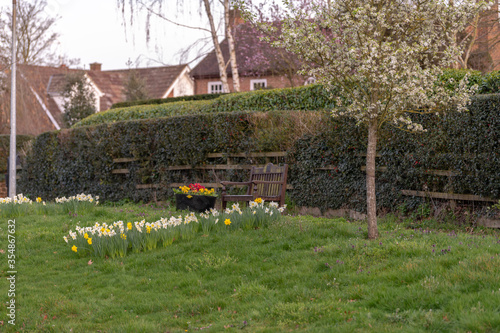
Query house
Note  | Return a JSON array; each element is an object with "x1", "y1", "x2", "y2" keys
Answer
[
  {"x1": 190, "y1": 16, "x2": 309, "y2": 94},
  {"x1": 0, "y1": 63, "x2": 194, "y2": 136}
]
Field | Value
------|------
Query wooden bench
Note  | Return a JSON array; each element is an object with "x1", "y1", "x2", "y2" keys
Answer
[{"x1": 220, "y1": 163, "x2": 288, "y2": 209}]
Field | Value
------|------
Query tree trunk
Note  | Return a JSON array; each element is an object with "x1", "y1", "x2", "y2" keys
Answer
[
  {"x1": 203, "y1": 0, "x2": 230, "y2": 93},
  {"x1": 224, "y1": 0, "x2": 240, "y2": 92},
  {"x1": 366, "y1": 118, "x2": 379, "y2": 239}
]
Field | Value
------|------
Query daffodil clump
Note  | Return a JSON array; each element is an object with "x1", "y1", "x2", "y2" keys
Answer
[
  {"x1": 0, "y1": 194, "x2": 34, "y2": 204},
  {"x1": 0, "y1": 194, "x2": 47, "y2": 217},
  {"x1": 173, "y1": 183, "x2": 217, "y2": 197},
  {"x1": 55, "y1": 193, "x2": 99, "y2": 215},
  {"x1": 64, "y1": 199, "x2": 285, "y2": 258}
]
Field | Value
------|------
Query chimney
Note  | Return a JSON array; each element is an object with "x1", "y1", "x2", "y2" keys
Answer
[
  {"x1": 229, "y1": 8, "x2": 245, "y2": 28},
  {"x1": 90, "y1": 62, "x2": 102, "y2": 71}
]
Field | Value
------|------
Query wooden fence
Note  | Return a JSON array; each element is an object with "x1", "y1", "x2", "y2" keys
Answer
[{"x1": 111, "y1": 151, "x2": 497, "y2": 204}]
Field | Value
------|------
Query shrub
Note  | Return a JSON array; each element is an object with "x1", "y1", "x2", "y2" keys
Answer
[{"x1": 74, "y1": 100, "x2": 212, "y2": 127}]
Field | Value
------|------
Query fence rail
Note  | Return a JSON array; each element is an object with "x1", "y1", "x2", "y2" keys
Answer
[{"x1": 110, "y1": 151, "x2": 496, "y2": 203}]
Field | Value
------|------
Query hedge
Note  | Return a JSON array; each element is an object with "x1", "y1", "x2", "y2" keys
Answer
[
  {"x1": 75, "y1": 69, "x2": 500, "y2": 128},
  {"x1": 19, "y1": 93, "x2": 499, "y2": 212},
  {"x1": 110, "y1": 92, "x2": 224, "y2": 109},
  {"x1": 73, "y1": 84, "x2": 337, "y2": 128},
  {"x1": 20, "y1": 111, "x2": 325, "y2": 202},
  {"x1": 289, "y1": 94, "x2": 500, "y2": 212},
  {"x1": 74, "y1": 100, "x2": 213, "y2": 127}
]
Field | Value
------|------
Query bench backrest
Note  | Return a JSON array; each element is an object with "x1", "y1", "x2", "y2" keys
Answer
[{"x1": 248, "y1": 163, "x2": 288, "y2": 204}]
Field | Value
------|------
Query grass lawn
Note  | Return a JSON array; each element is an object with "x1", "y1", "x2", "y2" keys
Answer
[{"x1": 1, "y1": 202, "x2": 500, "y2": 332}]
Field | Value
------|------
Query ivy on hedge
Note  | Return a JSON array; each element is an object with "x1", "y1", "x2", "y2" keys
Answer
[
  {"x1": 20, "y1": 111, "x2": 322, "y2": 201},
  {"x1": 289, "y1": 94, "x2": 500, "y2": 212}
]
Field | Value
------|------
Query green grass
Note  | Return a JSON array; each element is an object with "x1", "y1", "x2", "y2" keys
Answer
[{"x1": 1, "y1": 204, "x2": 500, "y2": 332}]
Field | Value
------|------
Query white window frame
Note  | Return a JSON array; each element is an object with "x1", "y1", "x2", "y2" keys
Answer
[
  {"x1": 250, "y1": 79, "x2": 267, "y2": 91},
  {"x1": 304, "y1": 77, "x2": 316, "y2": 85},
  {"x1": 208, "y1": 81, "x2": 224, "y2": 94}
]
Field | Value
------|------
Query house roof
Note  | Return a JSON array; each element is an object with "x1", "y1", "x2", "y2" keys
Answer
[
  {"x1": 0, "y1": 63, "x2": 191, "y2": 136},
  {"x1": 103, "y1": 64, "x2": 189, "y2": 99},
  {"x1": 191, "y1": 23, "x2": 300, "y2": 79}
]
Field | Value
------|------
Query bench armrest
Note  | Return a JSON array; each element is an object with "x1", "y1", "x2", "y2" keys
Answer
[
  {"x1": 220, "y1": 181, "x2": 252, "y2": 187},
  {"x1": 251, "y1": 180, "x2": 285, "y2": 185}
]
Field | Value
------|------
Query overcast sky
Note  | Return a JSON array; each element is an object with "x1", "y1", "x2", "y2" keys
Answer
[{"x1": 0, "y1": 0, "x2": 213, "y2": 70}]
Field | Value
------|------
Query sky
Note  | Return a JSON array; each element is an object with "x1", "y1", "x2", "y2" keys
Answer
[{"x1": 0, "y1": 0, "x2": 214, "y2": 70}]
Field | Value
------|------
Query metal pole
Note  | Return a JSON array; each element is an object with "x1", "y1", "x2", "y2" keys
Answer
[{"x1": 9, "y1": 0, "x2": 17, "y2": 198}]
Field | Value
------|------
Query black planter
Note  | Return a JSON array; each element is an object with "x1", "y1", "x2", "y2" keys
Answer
[{"x1": 175, "y1": 193, "x2": 217, "y2": 213}]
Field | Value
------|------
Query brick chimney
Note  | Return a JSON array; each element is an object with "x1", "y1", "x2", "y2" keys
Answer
[
  {"x1": 90, "y1": 62, "x2": 102, "y2": 71},
  {"x1": 229, "y1": 9, "x2": 245, "y2": 28}
]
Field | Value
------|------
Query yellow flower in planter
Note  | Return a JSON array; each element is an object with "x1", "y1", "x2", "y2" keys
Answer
[
  {"x1": 71, "y1": 245, "x2": 77, "y2": 252},
  {"x1": 187, "y1": 195, "x2": 192, "y2": 199},
  {"x1": 224, "y1": 218, "x2": 231, "y2": 226}
]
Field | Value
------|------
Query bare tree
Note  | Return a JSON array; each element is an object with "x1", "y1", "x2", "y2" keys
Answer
[
  {"x1": 117, "y1": 0, "x2": 242, "y2": 92},
  {"x1": 0, "y1": 0, "x2": 76, "y2": 66}
]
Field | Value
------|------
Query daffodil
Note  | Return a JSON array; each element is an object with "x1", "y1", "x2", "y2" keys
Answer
[
  {"x1": 87, "y1": 238, "x2": 92, "y2": 245},
  {"x1": 224, "y1": 219, "x2": 231, "y2": 226},
  {"x1": 71, "y1": 245, "x2": 77, "y2": 252}
]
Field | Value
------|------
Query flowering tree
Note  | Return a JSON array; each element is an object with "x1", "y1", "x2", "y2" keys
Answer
[{"x1": 242, "y1": 0, "x2": 491, "y2": 239}]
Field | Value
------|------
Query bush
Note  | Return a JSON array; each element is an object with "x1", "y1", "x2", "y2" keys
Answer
[
  {"x1": 74, "y1": 100, "x2": 213, "y2": 127},
  {"x1": 74, "y1": 84, "x2": 336, "y2": 127}
]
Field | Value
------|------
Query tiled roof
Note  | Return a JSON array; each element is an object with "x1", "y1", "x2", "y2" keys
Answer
[
  {"x1": 191, "y1": 24, "x2": 291, "y2": 79},
  {"x1": 0, "y1": 63, "x2": 190, "y2": 135},
  {"x1": 104, "y1": 64, "x2": 188, "y2": 99}
]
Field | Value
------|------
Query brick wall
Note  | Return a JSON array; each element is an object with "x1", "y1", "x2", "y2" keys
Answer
[
  {"x1": 0, "y1": 181, "x2": 7, "y2": 198},
  {"x1": 194, "y1": 75, "x2": 307, "y2": 95}
]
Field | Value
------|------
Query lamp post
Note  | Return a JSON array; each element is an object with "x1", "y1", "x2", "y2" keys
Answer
[{"x1": 8, "y1": 0, "x2": 17, "y2": 198}]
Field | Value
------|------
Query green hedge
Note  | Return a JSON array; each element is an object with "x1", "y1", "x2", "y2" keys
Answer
[
  {"x1": 110, "y1": 92, "x2": 224, "y2": 109},
  {"x1": 73, "y1": 84, "x2": 336, "y2": 128},
  {"x1": 20, "y1": 111, "x2": 324, "y2": 201},
  {"x1": 76, "y1": 69, "x2": 500, "y2": 128},
  {"x1": 75, "y1": 100, "x2": 212, "y2": 127},
  {"x1": 20, "y1": 94, "x2": 499, "y2": 210},
  {"x1": 289, "y1": 94, "x2": 500, "y2": 212}
]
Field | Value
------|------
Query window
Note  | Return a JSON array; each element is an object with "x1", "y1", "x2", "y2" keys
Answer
[
  {"x1": 304, "y1": 77, "x2": 316, "y2": 85},
  {"x1": 208, "y1": 81, "x2": 224, "y2": 94},
  {"x1": 250, "y1": 79, "x2": 267, "y2": 91}
]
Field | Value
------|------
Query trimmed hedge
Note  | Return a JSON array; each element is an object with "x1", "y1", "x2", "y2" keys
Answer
[
  {"x1": 110, "y1": 92, "x2": 224, "y2": 109},
  {"x1": 76, "y1": 69, "x2": 500, "y2": 128},
  {"x1": 73, "y1": 84, "x2": 336, "y2": 128},
  {"x1": 75, "y1": 100, "x2": 212, "y2": 127},
  {"x1": 290, "y1": 94, "x2": 500, "y2": 212},
  {"x1": 20, "y1": 111, "x2": 325, "y2": 202}
]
